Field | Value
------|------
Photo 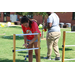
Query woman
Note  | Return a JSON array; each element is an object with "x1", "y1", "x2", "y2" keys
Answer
[{"x1": 21, "y1": 16, "x2": 41, "y2": 62}]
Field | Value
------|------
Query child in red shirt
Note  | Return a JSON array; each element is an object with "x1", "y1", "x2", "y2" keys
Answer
[{"x1": 21, "y1": 16, "x2": 41, "y2": 62}]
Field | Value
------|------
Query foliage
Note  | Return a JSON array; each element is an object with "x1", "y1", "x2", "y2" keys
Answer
[
  {"x1": 16, "y1": 12, "x2": 66, "y2": 17},
  {"x1": 16, "y1": 12, "x2": 34, "y2": 16}
]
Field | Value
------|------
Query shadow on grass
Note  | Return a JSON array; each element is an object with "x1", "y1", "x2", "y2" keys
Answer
[
  {"x1": 16, "y1": 47, "x2": 52, "y2": 60},
  {"x1": 2, "y1": 35, "x2": 24, "y2": 40},
  {"x1": 0, "y1": 58, "x2": 28, "y2": 62},
  {"x1": 59, "y1": 48, "x2": 73, "y2": 51},
  {"x1": 18, "y1": 51, "x2": 48, "y2": 60},
  {"x1": 9, "y1": 26, "x2": 21, "y2": 29},
  {"x1": 18, "y1": 54, "x2": 45, "y2": 60},
  {"x1": 16, "y1": 47, "x2": 26, "y2": 49}
]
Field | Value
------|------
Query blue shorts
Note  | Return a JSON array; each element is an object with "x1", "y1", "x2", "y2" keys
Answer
[{"x1": 27, "y1": 39, "x2": 38, "y2": 42}]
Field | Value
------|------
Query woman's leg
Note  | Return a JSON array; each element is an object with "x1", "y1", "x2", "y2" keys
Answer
[
  {"x1": 29, "y1": 50, "x2": 33, "y2": 62},
  {"x1": 34, "y1": 42, "x2": 38, "y2": 62},
  {"x1": 28, "y1": 42, "x2": 34, "y2": 62}
]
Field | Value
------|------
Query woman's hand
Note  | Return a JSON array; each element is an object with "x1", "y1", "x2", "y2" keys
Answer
[
  {"x1": 23, "y1": 43, "x2": 27, "y2": 48},
  {"x1": 23, "y1": 43, "x2": 29, "y2": 48}
]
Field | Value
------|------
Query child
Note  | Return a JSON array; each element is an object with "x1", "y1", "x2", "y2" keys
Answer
[{"x1": 21, "y1": 16, "x2": 41, "y2": 62}]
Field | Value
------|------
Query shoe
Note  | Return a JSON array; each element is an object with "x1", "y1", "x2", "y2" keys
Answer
[
  {"x1": 44, "y1": 56, "x2": 51, "y2": 60},
  {"x1": 55, "y1": 57, "x2": 61, "y2": 60}
]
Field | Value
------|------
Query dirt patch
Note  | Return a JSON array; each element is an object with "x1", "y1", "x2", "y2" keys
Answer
[{"x1": 41, "y1": 38, "x2": 46, "y2": 40}]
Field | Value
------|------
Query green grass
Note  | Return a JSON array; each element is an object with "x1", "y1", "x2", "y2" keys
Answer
[{"x1": 0, "y1": 26, "x2": 75, "y2": 62}]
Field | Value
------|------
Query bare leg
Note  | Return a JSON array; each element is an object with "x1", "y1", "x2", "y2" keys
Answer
[
  {"x1": 34, "y1": 42, "x2": 38, "y2": 62},
  {"x1": 29, "y1": 50, "x2": 33, "y2": 62},
  {"x1": 28, "y1": 42, "x2": 33, "y2": 62}
]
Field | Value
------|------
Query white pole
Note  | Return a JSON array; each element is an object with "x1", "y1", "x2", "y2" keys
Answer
[
  {"x1": 65, "y1": 45, "x2": 75, "y2": 47},
  {"x1": 16, "y1": 33, "x2": 39, "y2": 36},
  {"x1": 66, "y1": 31, "x2": 75, "y2": 33},
  {"x1": 16, "y1": 48, "x2": 39, "y2": 52}
]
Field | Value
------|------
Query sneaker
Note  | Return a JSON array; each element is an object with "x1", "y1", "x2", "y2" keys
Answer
[
  {"x1": 55, "y1": 57, "x2": 61, "y2": 60},
  {"x1": 44, "y1": 56, "x2": 51, "y2": 60}
]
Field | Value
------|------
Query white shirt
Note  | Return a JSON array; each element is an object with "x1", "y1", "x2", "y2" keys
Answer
[{"x1": 47, "y1": 13, "x2": 60, "y2": 32}]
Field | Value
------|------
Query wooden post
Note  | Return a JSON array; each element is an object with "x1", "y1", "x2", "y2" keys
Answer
[
  {"x1": 37, "y1": 33, "x2": 40, "y2": 62},
  {"x1": 13, "y1": 34, "x2": 16, "y2": 62},
  {"x1": 62, "y1": 31, "x2": 66, "y2": 62}
]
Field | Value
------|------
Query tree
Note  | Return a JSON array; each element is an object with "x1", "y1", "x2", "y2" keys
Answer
[
  {"x1": 16, "y1": 12, "x2": 33, "y2": 16},
  {"x1": 37, "y1": 12, "x2": 48, "y2": 38}
]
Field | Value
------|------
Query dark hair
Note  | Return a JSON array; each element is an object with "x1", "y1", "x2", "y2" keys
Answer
[{"x1": 21, "y1": 16, "x2": 32, "y2": 28}]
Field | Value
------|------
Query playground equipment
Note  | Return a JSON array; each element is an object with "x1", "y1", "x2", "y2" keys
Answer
[
  {"x1": 12, "y1": 33, "x2": 40, "y2": 62},
  {"x1": 62, "y1": 31, "x2": 75, "y2": 62}
]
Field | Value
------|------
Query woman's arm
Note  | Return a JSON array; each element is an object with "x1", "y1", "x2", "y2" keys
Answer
[
  {"x1": 23, "y1": 32, "x2": 27, "y2": 44},
  {"x1": 24, "y1": 31, "x2": 38, "y2": 48},
  {"x1": 28, "y1": 31, "x2": 38, "y2": 44}
]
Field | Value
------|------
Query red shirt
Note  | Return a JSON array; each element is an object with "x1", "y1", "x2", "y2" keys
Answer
[{"x1": 21, "y1": 21, "x2": 41, "y2": 40}]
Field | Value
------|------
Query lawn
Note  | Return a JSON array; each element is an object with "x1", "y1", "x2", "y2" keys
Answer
[{"x1": 0, "y1": 25, "x2": 75, "y2": 62}]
